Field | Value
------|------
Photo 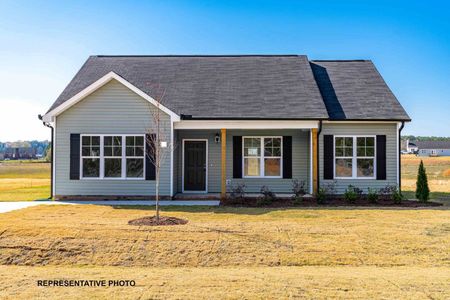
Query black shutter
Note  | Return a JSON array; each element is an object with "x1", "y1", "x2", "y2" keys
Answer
[
  {"x1": 146, "y1": 133, "x2": 156, "y2": 180},
  {"x1": 70, "y1": 134, "x2": 80, "y2": 180},
  {"x1": 282, "y1": 136, "x2": 292, "y2": 178},
  {"x1": 376, "y1": 135, "x2": 386, "y2": 180},
  {"x1": 233, "y1": 136, "x2": 242, "y2": 178},
  {"x1": 323, "y1": 135, "x2": 334, "y2": 180}
]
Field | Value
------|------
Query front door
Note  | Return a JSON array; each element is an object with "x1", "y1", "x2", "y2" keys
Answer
[{"x1": 184, "y1": 140, "x2": 207, "y2": 192}]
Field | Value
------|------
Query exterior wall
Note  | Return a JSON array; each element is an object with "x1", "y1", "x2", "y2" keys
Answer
[
  {"x1": 418, "y1": 149, "x2": 450, "y2": 156},
  {"x1": 319, "y1": 123, "x2": 398, "y2": 194},
  {"x1": 55, "y1": 79, "x2": 172, "y2": 197},
  {"x1": 175, "y1": 129, "x2": 311, "y2": 194}
]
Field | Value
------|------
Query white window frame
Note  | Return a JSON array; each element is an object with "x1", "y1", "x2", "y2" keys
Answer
[
  {"x1": 242, "y1": 136, "x2": 283, "y2": 178},
  {"x1": 334, "y1": 135, "x2": 376, "y2": 180},
  {"x1": 80, "y1": 134, "x2": 146, "y2": 180}
]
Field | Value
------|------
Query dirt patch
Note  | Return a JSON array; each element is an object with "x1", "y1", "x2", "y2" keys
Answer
[
  {"x1": 128, "y1": 216, "x2": 188, "y2": 226},
  {"x1": 222, "y1": 197, "x2": 443, "y2": 207}
]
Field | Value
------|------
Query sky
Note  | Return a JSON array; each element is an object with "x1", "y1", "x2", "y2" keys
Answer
[{"x1": 0, "y1": 0, "x2": 448, "y2": 141}]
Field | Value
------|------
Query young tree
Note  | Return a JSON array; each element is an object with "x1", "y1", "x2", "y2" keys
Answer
[
  {"x1": 415, "y1": 160, "x2": 430, "y2": 202},
  {"x1": 145, "y1": 84, "x2": 175, "y2": 223}
]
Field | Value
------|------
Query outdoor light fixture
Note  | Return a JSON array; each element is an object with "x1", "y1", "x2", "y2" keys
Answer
[
  {"x1": 215, "y1": 133, "x2": 220, "y2": 143},
  {"x1": 160, "y1": 141, "x2": 168, "y2": 148}
]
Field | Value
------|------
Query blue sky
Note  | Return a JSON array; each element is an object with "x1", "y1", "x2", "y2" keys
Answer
[{"x1": 0, "y1": 0, "x2": 448, "y2": 141}]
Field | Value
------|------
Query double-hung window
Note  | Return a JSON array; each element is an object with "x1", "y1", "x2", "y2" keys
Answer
[
  {"x1": 81, "y1": 134, "x2": 145, "y2": 179},
  {"x1": 243, "y1": 137, "x2": 282, "y2": 178},
  {"x1": 334, "y1": 136, "x2": 375, "y2": 179}
]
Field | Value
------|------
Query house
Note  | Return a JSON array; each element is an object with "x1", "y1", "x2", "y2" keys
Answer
[
  {"x1": 404, "y1": 139, "x2": 418, "y2": 154},
  {"x1": 415, "y1": 141, "x2": 450, "y2": 157},
  {"x1": 3, "y1": 147, "x2": 36, "y2": 160},
  {"x1": 41, "y1": 55, "x2": 410, "y2": 200}
]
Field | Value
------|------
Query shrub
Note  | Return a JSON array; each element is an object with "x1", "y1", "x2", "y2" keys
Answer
[
  {"x1": 380, "y1": 185, "x2": 403, "y2": 204},
  {"x1": 344, "y1": 185, "x2": 362, "y2": 203},
  {"x1": 392, "y1": 187, "x2": 403, "y2": 204},
  {"x1": 415, "y1": 160, "x2": 430, "y2": 202},
  {"x1": 367, "y1": 188, "x2": 379, "y2": 203},
  {"x1": 292, "y1": 179, "x2": 306, "y2": 203},
  {"x1": 227, "y1": 183, "x2": 246, "y2": 204},
  {"x1": 257, "y1": 186, "x2": 277, "y2": 206},
  {"x1": 315, "y1": 180, "x2": 337, "y2": 205},
  {"x1": 316, "y1": 187, "x2": 327, "y2": 204}
]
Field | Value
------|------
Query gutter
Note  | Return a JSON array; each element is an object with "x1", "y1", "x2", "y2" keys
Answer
[
  {"x1": 38, "y1": 114, "x2": 54, "y2": 200},
  {"x1": 316, "y1": 120, "x2": 323, "y2": 192},
  {"x1": 398, "y1": 121, "x2": 405, "y2": 194}
]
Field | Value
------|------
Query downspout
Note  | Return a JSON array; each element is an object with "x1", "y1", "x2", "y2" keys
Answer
[
  {"x1": 398, "y1": 121, "x2": 405, "y2": 194},
  {"x1": 316, "y1": 120, "x2": 323, "y2": 192},
  {"x1": 38, "y1": 114, "x2": 54, "y2": 200}
]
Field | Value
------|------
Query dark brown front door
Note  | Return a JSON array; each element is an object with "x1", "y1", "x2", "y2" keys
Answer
[{"x1": 184, "y1": 140, "x2": 207, "y2": 191}]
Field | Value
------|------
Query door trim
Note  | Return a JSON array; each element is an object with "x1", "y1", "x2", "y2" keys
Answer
[{"x1": 182, "y1": 139, "x2": 208, "y2": 193}]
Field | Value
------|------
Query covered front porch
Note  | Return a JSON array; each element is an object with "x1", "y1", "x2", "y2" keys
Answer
[{"x1": 171, "y1": 120, "x2": 320, "y2": 199}]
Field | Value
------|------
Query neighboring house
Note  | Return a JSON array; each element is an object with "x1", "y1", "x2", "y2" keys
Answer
[
  {"x1": 41, "y1": 55, "x2": 410, "y2": 200},
  {"x1": 3, "y1": 147, "x2": 36, "y2": 160},
  {"x1": 416, "y1": 141, "x2": 450, "y2": 157},
  {"x1": 406, "y1": 139, "x2": 418, "y2": 154}
]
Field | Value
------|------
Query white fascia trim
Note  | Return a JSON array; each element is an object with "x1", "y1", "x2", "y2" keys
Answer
[
  {"x1": 174, "y1": 120, "x2": 319, "y2": 129},
  {"x1": 323, "y1": 120, "x2": 400, "y2": 124},
  {"x1": 52, "y1": 116, "x2": 56, "y2": 197},
  {"x1": 309, "y1": 129, "x2": 313, "y2": 194},
  {"x1": 43, "y1": 71, "x2": 180, "y2": 122},
  {"x1": 170, "y1": 117, "x2": 174, "y2": 197}
]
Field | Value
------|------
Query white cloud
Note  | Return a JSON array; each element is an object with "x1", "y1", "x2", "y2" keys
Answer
[{"x1": 0, "y1": 99, "x2": 50, "y2": 142}]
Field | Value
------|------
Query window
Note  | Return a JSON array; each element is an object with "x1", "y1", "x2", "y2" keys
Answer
[
  {"x1": 334, "y1": 136, "x2": 375, "y2": 179},
  {"x1": 80, "y1": 135, "x2": 145, "y2": 179},
  {"x1": 243, "y1": 137, "x2": 282, "y2": 178},
  {"x1": 81, "y1": 136, "x2": 100, "y2": 178},
  {"x1": 126, "y1": 136, "x2": 145, "y2": 178}
]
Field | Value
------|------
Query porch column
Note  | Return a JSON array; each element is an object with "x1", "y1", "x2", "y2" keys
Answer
[
  {"x1": 312, "y1": 128, "x2": 318, "y2": 194},
  {"x1": 221, "y1": 128, "x2": 227, "y2": 199}
]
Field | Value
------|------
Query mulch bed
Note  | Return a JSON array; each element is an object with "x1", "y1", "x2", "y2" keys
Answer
[
  {"x1": 128, "y1": 216, "x2": 188, "y2": 226},
  {"x1": 221, "y1": 197, "x2": 442, "y2": 208}
]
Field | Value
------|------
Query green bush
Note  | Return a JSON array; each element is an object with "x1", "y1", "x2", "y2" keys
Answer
[
  {"x1": 315, "y1": 187, "x2": 327, "y2": 204},
  {"x1": 392, "y1": 188, "x2": 403, "y2": 204},
  {"x1": 257, "y1": 186, "x2": 276, "y2": 206},
  {"x1": 344, "y1": 185, "x2": 359, "y2": 203},
  {"x1": 415, "y1": 160, "x2": 430, "y2": 202},
  {"x1": 367, "y1": 188, "x2": 379, "y2": 203}
]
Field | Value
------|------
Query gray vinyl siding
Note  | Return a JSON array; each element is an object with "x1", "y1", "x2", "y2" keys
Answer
[
  {"x1": 227, "y1": 130, "x2": 310, "y2": 193},
  {"x1": 175, "y1": 129, "x2": 310, "y2": 194},
  {"x1": 55, "y1": 79, "x2": 172, "y2": 197},
  {"x1": 319, "y1": 123, "x2": 398, "y2": 193}
]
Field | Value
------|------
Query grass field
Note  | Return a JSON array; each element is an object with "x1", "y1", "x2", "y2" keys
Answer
[
  {"x1": 0, "y1": 161, "x2": 50, "y2": 201},
  {"x1": 401, "y1": 155, "x2": 450, "y2": 204},
  {"x1": 0, "y1": 205, "x2": 449, "y2": 299}
]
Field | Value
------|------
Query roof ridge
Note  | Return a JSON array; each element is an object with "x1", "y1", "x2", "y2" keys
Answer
[
  {"x1": 93, "y1": 54, "x2": 305, "y2": 58},
  {"x1": 311, "y1": 59, "x2": 370, "y2": 62}
]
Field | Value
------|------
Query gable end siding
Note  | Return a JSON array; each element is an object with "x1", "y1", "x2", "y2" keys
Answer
[{"x1": 54, "y1": 79, "x2": 171, "y2": 197}]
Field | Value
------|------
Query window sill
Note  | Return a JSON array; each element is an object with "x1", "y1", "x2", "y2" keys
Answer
[{"x1": 80, "y1": 178, "x2": 146, "y2": 181}]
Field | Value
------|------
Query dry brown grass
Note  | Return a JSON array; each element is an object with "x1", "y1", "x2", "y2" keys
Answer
[
  {"x1": 0, "y1": 205, "x2": 449, "y2": 298},
  {"x1": 0, "y1": 265, "x2": 448, "y2": 299}
]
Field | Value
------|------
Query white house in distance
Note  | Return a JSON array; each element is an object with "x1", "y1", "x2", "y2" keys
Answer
[
  {"x1": 416, "y1": 141, "x2": 450, "y2": 157},
  {"x1": 405, "y1": 139, "x2": 418, "y2": 154}
]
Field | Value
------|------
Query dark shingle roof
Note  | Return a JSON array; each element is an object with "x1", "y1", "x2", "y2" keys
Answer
[
  {"x1": 310, "y1": 60, "x2": 410, "y2": 121},
  {"x1": 48, "y1": 55, "x2": 329, "y2": 119},
  {"x1": 415, "y1": 141, "x2": 450, "y2": 150},
  {"x1": 47, "y1": 55, "x2": 410, "y2": 121}
]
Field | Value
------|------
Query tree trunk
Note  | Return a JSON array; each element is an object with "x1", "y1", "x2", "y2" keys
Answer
[{"x1": 156, "y1": 168, "x2": 160, "y2": 222}]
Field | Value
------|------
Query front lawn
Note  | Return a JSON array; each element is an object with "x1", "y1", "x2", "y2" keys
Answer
[{"x1": 0, "y1": 205, "x2": 448, "y2": 298}]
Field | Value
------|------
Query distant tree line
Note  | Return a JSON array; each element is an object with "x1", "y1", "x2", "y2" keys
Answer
[{"x1": 401, "y1": 135, "x2": 450, "y2": 142}]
